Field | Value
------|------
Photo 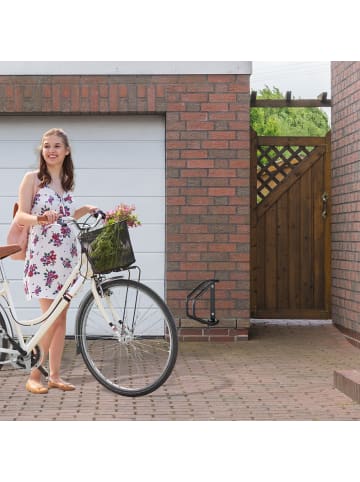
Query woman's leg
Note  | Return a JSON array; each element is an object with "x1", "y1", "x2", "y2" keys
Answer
[
  {"x1": 26, "y1": 299, "x2": 73, "y2": 392},
  {"x1": 46, "y1": 303, "x2": 68, "y2": 383}
]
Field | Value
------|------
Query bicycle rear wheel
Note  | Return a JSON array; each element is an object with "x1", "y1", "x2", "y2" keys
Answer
[{"x1": 76, "y1": 277, "x2": 178, "y2": 396}]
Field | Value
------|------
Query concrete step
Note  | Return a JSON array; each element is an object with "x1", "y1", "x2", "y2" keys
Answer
[{"x1": 334, "y1": 369, "x2": 360, "y2": 403}]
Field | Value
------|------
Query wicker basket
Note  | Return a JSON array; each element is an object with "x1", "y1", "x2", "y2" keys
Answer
[{"x1": 79, "y1": 220, "x2": 135, "y2": 274}]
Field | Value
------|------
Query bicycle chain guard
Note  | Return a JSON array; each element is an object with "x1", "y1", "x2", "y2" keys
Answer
[{"x1": 16, "y1": 345, "x2": 43, "y2": 371}]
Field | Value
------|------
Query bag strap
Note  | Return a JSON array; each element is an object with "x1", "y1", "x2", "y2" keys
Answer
[
  {"x1": 13, "y1": 171, "x2": 40, "y2": 219},
  {"x1": 32, "y1": 171, "x2": 40, "y2": 199}
]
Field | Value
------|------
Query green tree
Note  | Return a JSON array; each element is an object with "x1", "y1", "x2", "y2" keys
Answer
[{"x1": 251, "y1": 86, "x2": 330, "y2": 136}]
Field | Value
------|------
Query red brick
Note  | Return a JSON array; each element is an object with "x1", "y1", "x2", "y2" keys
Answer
[
  {"x1": 147, "y1": 86, "x2": 155, "y2": 111},
  {"x1": 180, "y1": 112, "x2": 208, "y2": 121},
  {"x1": 209, "y1": 93, "x2": 237, "y2": 102},
  {"x1": 208, "y1": 131, "x2": 236, "y2": 139},
  {"x1": 208, "y1": 169, "x2": 236, "y2": 178},
  {"x1": 80, "y1": 85, "x2": 89, "y2": 97},
  {"x1": 186, "y1": 159, "x2": 214, "y2": 168},
  {"x1": 137, "y1": 85, "x2": 146, "y2": 97},
  {"x1": 202, "y1": 140, "x2": 228, "y2": 149},
  {"x1": 201, "y1": 103, "x2": 229, "y2": 112},
  {"x1": 208, "y1": 187, "x2": 235, "y2": 196},
  {"x1": 61, "y1": 85, "x2": 71, "y2": 98},
  {"x1": 186, "y1": 121, "x2": 214, "y2": 130},
  {"x1": 42, "y1": 85, "x2": 51, "y2": 97},
  {"x1": 70, "y1": 85, "x2": 80, "y2": 111},
  {"x1": 99, "y1": 84, "x2": 109, "y2": 97},
  {"x1": 167, "y1": 102, "x2": 186, "y2": 111},
  {"x1": 52, "y1": 84, "x2": 61, "y2": 110},
  {"x1": 118, "y1": 85, "x2": 128, "y2": 97}
]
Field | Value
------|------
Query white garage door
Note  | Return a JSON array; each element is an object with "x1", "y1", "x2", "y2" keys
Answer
[{"x1": 0, "y1": 115, "x2": 165, "y2": 334}]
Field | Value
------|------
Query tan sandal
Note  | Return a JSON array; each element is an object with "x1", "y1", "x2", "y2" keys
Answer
[
  {"x1": 26, "y1": 379, "x2": 48, "y2": 394},
  {"x1": 48, "y1": 379, "x2": 76, "y2": 391}
]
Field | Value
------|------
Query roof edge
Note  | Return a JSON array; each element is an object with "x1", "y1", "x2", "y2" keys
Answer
[{"x1": 0, "y1": 61, "x2": 252, "y2": 76}]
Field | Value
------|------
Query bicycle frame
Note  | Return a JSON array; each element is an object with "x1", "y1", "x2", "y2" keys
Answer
[{"x1": 0, "y1": 251, "x2": 93, "y2": 365}]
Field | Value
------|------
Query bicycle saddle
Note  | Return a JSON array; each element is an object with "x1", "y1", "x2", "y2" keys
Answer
[{"x1": 0, "y1": 244, "x2": 22, "y2": 260}]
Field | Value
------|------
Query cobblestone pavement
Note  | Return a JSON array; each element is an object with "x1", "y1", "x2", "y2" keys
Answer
[{"x1": 1, "y1": 321, "x2": 360, "y2": 421}]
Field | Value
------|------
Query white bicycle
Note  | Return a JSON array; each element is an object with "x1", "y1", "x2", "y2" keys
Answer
[{"x1": 0, "y1": 212, "x2": 178, "y2": 397}]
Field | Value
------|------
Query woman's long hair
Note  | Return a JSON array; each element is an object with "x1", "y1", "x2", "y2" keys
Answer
[{"x1": 38, "y1": 128, "x2": 75, "y2": 191}]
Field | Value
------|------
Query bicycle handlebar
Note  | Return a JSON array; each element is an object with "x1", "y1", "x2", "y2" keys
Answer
[{"x1": 56, "y1": 210, "x2": 106, "y2": 231}]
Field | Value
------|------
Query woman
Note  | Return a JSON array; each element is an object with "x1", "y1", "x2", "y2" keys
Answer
[{"x1": 15, "y1": 128, "x2": 97, "y2": 394}]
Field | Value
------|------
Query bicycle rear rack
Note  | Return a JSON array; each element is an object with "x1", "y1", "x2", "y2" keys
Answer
[{"x1": 186, "y1": 279, "x2": 219, "y2": 326}]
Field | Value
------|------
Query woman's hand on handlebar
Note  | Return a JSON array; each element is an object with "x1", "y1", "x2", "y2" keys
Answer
[
  {"x1": 37, "y1": 210, "x2": 59, "y2": 225},
  {"x1": 87, "y1": 205, "x2": 100, "y2": 216},
  {"x1": 37, "y1": 208, "x2": 105, "y2": 226},
  {"x1": 74, "y1": 204, "x2": 101, "y2": 220}
]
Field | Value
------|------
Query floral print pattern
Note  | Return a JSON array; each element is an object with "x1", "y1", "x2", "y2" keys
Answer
[{"x1": 24, "y1": 186, "x2": 78, "y2": 300}]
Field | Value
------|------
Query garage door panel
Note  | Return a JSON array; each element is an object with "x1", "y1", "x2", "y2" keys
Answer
[
  {"x1": 66, "y1": 116, "x2": 164, "y2": 140},
  {"x1": 1, "y1": 257, "x2": 24, "y2": 280},
  {"x1": 129, "y1": 252, "x2": 164, "y2": 279},
  {"x1": 72, "y1": 141, "x2": 164, "y2": 169},
  {"x1": 76, "y1": 169, "x2": 164, "y2": 196},
  {"x1": 0, "y1": 142, "x2": 38, "y2": 167},
  {"x1": 0, "y1": 197, "x2": 17, "y2": 224},
  {"x1": 0, "y1": 169, "x2": 29, "y2": 196},
  {"x1": 0, "y1": 115, "x2": 165, "y2": 141},
  {"x1": 131, "y1": 224, "x2": 164, "y2": 252}
]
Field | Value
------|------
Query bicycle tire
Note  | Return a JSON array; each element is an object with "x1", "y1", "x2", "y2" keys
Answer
[
  {"x1": 76, "y1": 277, "x2": 178, "y2": 397},
  {"x1": 0, "y1": 313, "x2": 9, "y2": 369}
]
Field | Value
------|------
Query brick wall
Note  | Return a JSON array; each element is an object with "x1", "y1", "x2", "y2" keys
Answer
[
  {"x1": 0, "y1": 73, "x2": 251, "y2": 340},
  {"x1": 331, "y1": 61, "x2": 360, "y2": 339}
]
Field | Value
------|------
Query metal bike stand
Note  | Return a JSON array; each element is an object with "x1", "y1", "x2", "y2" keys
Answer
[{"x1": 186, "y1": 279, "x2": 220, "y2": 326}]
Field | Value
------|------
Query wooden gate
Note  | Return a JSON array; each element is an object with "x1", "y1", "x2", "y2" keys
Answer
[{"x1": 250, "y1": 129, "x2": 331, "y2": 319}]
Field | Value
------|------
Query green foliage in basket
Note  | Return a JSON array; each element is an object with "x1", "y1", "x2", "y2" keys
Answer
[
  {"x1": 87, "y1": 204, "x2": 140, "y2": 273},
  {"x1": 88, "y1": 222, "x2": 131, "y2": 273}
]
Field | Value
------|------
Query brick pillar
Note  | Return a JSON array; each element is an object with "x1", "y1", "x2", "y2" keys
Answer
[
  {"x1": 165, "y1": 75, "x2": 250, "y2": 340},
  {"x1": 331, "y1": 61, "x2": 360, "y2": 342}
]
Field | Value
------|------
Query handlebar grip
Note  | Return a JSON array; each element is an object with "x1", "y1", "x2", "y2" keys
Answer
[
  {"x1": 37, "y1": 215, "x2": 49, "y2": 224},
  {"x1": 94, "y1": 210, "x2": 106, "y2": 220}
]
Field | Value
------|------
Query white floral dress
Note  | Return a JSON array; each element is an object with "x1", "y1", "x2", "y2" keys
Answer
[{"x1": 24, "y1": 186, "x2": 78, "y2": 300}]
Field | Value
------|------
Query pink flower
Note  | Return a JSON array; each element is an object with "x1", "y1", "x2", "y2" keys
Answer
[{"x1": 105, "y1": 203, "x2": 141, "y2": 228}]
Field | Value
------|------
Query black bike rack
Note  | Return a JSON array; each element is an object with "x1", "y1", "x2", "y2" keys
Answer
[{"x1": 186, "y1": 279, "x2": 220, "y2": 326}]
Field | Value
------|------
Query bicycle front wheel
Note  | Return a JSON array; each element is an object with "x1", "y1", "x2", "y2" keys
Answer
[{"x1": 76, "y1": 278, "x2": 178, "y2": 396}]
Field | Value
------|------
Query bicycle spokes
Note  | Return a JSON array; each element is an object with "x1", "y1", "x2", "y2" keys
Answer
[{"x1": 76, "y1": 278, "x2": 178, "y2": 396}]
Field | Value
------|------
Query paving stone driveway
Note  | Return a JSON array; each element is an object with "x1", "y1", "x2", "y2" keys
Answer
[{"x1": 1, "y1": 321, "x2": 360, "y2": 421}]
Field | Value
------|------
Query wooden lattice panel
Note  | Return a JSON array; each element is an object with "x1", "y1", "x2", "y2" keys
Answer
[{"x1": 257, "y1": 144, "x2": 314, "y2": 203}]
